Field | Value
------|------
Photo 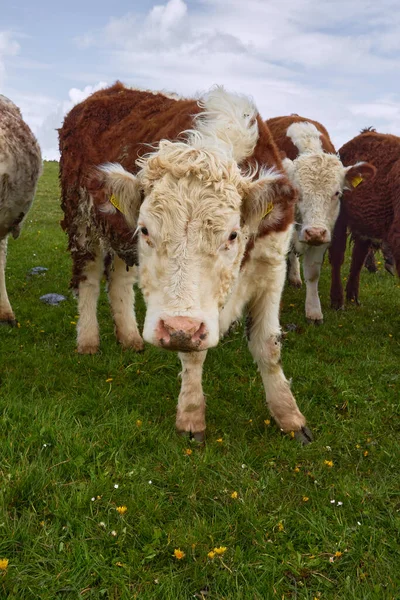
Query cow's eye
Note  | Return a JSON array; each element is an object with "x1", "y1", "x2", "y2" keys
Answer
[
  {"x1": 140, "y1": 226, "x2": 149, "y2": 236},
  {"x1": 334, "y1": 191, "x2": 340, "y2": 197},
  {"x1": 229, "y1": 231, "x2": 238, "y2": 241}
]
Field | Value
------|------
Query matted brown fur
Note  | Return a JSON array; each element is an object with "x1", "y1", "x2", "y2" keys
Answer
[
  {"x1": 266, "y1": 115, "x2": 336, "y2": 158},
  {"x1": 59, "y1": 83, "x2": 295, "y2": 287},
  {"x1": 329, "y1": 130, "x2": 400, "y2": 307}
]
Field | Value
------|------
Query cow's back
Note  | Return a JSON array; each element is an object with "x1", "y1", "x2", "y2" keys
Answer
[
  {"x1": 339, "y1": 131, "x2": 400, "y2": 238},
  {"x1": 267, "y1": 115, "x2": 335, "y2": 159}
]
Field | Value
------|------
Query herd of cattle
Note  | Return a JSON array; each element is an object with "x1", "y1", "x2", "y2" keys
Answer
[{"x1": 1, "y1": 84, "x2": 399, "y2": 444}]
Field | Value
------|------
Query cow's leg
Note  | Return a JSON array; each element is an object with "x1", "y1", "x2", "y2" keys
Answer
[
  {"x1": 176, "y1": 350, "x2": 207, "y2": 442},
  {"x1": 108, "y1": 257, "x2": 144, "y2": 351},
  {"x1": 346, "y1": 237, "x2": 371, "y2": 304},
  {"x1": 329, "y1": 206, "x2": 347, "y2": 310},
  {"x1": 364, "y1": 247, "x2": 377, "y2": 273},
  {"x1": 247, "y1": 263, "x2": 310, "y2": 444},
  {"x1": 287, "y1": 250, "x2": 302, "y2": 287},
  {"x1": 382, "y1": 241, "x2": 395, "y2": 276},
  {"x1": 0, "y1": 237, "x2": 15, "y2": 325},
  {"x1": 76, "y1": 246, "x2": 104, "y2": 354},
  {"x1": 303, "y1": 244, "x2": 327, "y2": 324}
]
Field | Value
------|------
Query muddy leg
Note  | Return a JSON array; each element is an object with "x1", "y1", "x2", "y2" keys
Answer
[
  {"x1": 176, "y1": 351, "x2": 207, "y2": 442},
  {"x1": 108, "y1": 257, "x2": 143, "y2": 351}
]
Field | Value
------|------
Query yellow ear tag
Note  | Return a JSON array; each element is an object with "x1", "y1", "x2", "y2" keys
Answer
[
  {"x1": 110, "y1": 193, "x2": 123, "y2": 213},
  {"x1": 351, "y1": 175, "x2": 363, "y2": 188},
  {"x1": 262, "y1": 202, "x2": 274, "y2": 220}
]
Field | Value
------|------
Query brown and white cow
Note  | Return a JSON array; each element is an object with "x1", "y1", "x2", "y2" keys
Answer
[
  {"x1": 0, "y1": 95, "x2": 42, "y2": 323},
  {"x1": 267, "y1": 115, "x2": 375, "y2": 323},
  {"x1": 59, "y1": 83, "x2": 311, "y2": 443}
]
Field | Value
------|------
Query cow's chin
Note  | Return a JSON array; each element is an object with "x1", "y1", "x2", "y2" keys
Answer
[{"x1": 142, "y1": 310, "x2": 220, "y2": 353}]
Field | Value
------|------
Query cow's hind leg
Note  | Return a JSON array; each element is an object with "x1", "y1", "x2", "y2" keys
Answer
[
  {"x1": 76, "y1": 245, "x2": 104, "y2": 354},
  {"x1": 176, "y1": 350, "x2": 207, "y2": 442},
  {"x1": 0, "y1": 237, "x2": 15, "y2": 325},
  {"x1": 247, "y1": 262, "x2": 311, "y2": 444},
  {"x1": 108, "y1": 256, "x2": 143, "y2": 351},
  {"x1": 346, "y1": 237, "x2": 371, "y2": 304}
]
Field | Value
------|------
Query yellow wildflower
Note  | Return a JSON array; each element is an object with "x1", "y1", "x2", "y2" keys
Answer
[
  {"x1": 116, "y1": 506, "x2": 127, "y2": 515},
  {"x1": 70, "y1": 321, "x2": 76, "y2": 325},
  {"x1": 106, "y1": 378, "x2": 113, "y2": 383},
  {"x1": 231, "y1": 491, "x2": 238, "y2": 499},
  {"x1": 294, "y1": 467, "x2": 300, "y2": 473},
  {"x1": 216, "y1": 438, "x2": 223, "y2": 443},
  {"x1": 277, "y1": 522, "x2": 284, "y2": 532},
  {"x1": 356, "y1": 444, "x2": 360, "y2": 449},
  {"x1": 363, "y1": 450, "x2": 369, "y2": 457},
  {"x1": 303, "y1": 496, "x2": 309, "y2": 502},
  {"x1": 184, "y1": 448, "x2": 193, "y2": 456},
  {"x1": 290, "y1": 431, "x2": 295, "y2": 438},
  {"x1": 289, "y1": 303, "x2": 295, "y2": 307},
  {"x1": 0, "y1": 559, "x2": 8, "y2": 571},
  {"x1": 335, "y1": 551, "x2": 342, "y2": 558},
  {"x1": 136, "y1": 419, "x2": 142, "y2": 427},
  {"x1": 173, "y1": 549, "x2": 185, "y2": 560},
  {"x1": 249, "y1": 419, "x2": 253, "y2": 423},
  {"x1": 264, "y1": 419, "x2": 270, "y2": 426},
  {"x1": 208, "y1": 551, "x2": 216, "y2": 559},
  {"x1": 115, "y1": 561, "x2": 124, "y2": 567},
  {"x1": 213, "y1": 546, "x2": 227, "y2": 555},
  {"x1": 324, "y1": 460, "x2": 334, "y2": 467}
]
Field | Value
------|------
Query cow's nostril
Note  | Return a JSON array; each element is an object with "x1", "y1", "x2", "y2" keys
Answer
[{"x1": 193, "y1": 322, "x2": 208, "y2": 342}]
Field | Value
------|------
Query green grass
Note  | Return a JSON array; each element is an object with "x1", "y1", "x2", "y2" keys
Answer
[{"x1": 0, "y1": 161, "x2": 399, "y2": 599}]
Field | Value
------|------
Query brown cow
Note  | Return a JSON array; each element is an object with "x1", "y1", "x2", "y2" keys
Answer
[
  {"x1": 267, "y1": 115, "x2": 375, "y2": 323},
  {"x1": 330, "y1": 129, "x2": 398, "y2": 308},
  {"x1": 59, "y1": 82, "x2": 311, "y2": 443},
  {"x1": 0, "y1": 95, "x2": 42, "y2": 323}
]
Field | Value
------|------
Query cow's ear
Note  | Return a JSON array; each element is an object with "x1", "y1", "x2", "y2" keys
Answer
[
  {"x1": 344, "y1": 162, "x2": 376, "y2": 190},
  {"x1": 241, "y1": 169, "x2": 297, "y2": 234},
  {"x1": 87, "y1": 163, "x2": 143, "y2": 228}
]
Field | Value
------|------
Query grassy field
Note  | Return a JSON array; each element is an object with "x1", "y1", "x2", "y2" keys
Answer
[{"x1": 0, "y1": 161, "x2": 399, "y2": 599}]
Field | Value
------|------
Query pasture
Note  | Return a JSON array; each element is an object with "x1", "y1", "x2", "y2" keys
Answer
[{"x1": 0, "y1": 161, "x2": 399, "y2": 599}]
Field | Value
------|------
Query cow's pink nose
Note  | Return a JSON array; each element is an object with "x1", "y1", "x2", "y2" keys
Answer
[
  {"x1": 303, "y1": 227, "x2": 328, "y2": 245},
  {"x1": 156, "y1": 317, "x2": 208, "y2": 351}
]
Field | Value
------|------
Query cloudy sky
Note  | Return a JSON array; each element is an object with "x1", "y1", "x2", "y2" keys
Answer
[{"x1": 2, "y1": 0, "x2": 400, "y2": 159}]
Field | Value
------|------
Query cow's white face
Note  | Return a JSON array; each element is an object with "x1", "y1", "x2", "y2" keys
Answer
[
  {"x1": 97, "y1": 143, "x2": 293, "y2": 352},
  {"x1": 283, "y1": 121, "x2": 376, "y2": 247},
  {"x1": 283, "y1": 153, "x2": 345, "y2": 246}
]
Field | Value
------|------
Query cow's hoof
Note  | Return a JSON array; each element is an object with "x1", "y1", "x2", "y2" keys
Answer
[
  {"x1": 191, "y1": 431, "x2": 205, "y2": 443},
  {"x1": 0, "y1": 318, "x2": 17, "y2": 327},
  {"x1": 331, "y1": 301, "x2": 344, "y2": 311},
  {"x1": 306, "y1": 318, "x2": 323, "y2": 326},
  {"x1": 177, "y1": 430, "x2": 205, "y2": 443},
  {"x1": 294, "y1": 426, "x2": 313, "y2": 445},
  {"x1": 289, "y1": 279, "x2": 302, "y2": 288},
  {"x1": 77, "y1": 344, "x2": 99, "y2": 355}
]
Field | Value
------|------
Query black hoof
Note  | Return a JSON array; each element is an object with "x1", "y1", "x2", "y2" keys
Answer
[
  {"x1": 306, "y1": 318, "x2": 323, "y2": 326},
  {"x1": 0, "y1": 319, "x2": 17, "y2": 327},
  {"x1": 191, "y1": 431, "x2": 205, "y2": 443},
  {"x1": 294, "y1": 426, "x2": 313, "y2": 445}
]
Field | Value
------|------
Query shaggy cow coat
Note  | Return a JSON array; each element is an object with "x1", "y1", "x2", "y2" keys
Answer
[{"x1": 59, "y1": 82, "x2": 311, "y2": 443}]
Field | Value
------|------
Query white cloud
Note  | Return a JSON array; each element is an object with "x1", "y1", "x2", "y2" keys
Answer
[
  {"x1": 17, "y1": 82, "x2": 108, "y2": 160},
  {"x1": 0, "y1": 31, "x2": 20, "y2": 87}
]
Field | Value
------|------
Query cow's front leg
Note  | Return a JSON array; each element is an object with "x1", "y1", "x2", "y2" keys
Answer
[
  {"x1": 247, "y1": 269, "x2": 311, "y2": 444},
  {"x1": 76, "y1": 246, "x2": 104, "y2": 354},
  {"x1": 176, "y1": 350, "x2": 207, "y2": 442},
  {"x1": 303, "y1": 244, "x2": 328, "y2": 324}
]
